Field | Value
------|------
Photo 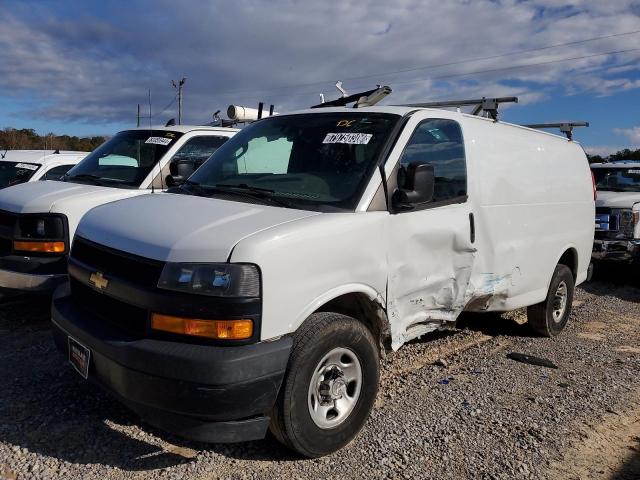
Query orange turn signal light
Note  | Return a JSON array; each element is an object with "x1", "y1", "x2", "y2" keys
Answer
[
  {"x1": 13, "y1": 240, "x2": 65, "y2": 253},
  {"x1": 151, "y1": 313, "x2": 253, "y2": 340}
]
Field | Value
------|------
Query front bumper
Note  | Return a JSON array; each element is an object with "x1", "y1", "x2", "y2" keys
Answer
[
  {"x1": 592, "y1": 239, "x2": 640, "y2": 263},
  {"x1": 0, "y1": 268, "x2": 66, "y2": 292},
  {"x1": 51, "y1": 294, "x2": 292, "y2": 443}
]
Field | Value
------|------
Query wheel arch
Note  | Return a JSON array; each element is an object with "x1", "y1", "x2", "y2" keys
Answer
[
  {"x1": 556, "y1": 245, "x2": 579, "y2": 280},
  {"x1": 291, "y1": 284, "x2": 390, "y2": 353}
]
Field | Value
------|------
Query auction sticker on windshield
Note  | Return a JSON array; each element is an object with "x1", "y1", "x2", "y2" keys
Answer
[
  {"x1": 14, "y1": 163, "x2": 39, "y2": 170},
  {"x1": 322, "y1": 133, "x2": 373, "y2": 145},
  {"x1": 68, "y1": 337, "x2": 90, "y2": 379},
  {"x1": 145, "y1": 137, "x2": 173, "y2": 146}
]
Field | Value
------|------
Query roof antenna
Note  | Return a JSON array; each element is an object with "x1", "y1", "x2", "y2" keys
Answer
[
  {"x1": 319, "y1": 93, "x2": 325, "y2": 104},
  {"x1": 148, "y1": 89, "x2": 156, "y2": 194}
]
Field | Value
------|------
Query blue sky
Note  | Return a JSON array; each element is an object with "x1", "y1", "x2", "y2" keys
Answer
[{"x1": 1, "y1": 0, "x2": 640, "y2": 154}]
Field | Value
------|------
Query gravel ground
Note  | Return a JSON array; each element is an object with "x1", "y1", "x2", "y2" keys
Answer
[{"x1": 0, "y1": 265, "x2": 638, "y2": 480}]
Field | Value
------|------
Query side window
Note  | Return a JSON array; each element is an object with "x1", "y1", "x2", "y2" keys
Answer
[
  {"x1": 40, "y1": 164, "x2": 75, "y2": 181},
  {"x1": 169, "y1": 135, "x2": 229, "y2": 177},
  {"x1": 399, "y1": 119, "x2": 466, "y2": 203}
]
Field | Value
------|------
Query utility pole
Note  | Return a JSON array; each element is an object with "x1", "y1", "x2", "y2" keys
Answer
[
  {"x1": 171, "y1": 77, "x2": 186, "y2": 125},
  {"x1": 137, "y1": 104, "x2": 140, "y2": 127}
]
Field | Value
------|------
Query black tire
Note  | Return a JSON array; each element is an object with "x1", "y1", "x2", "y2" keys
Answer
[
  {"x1": 527, "y1": 264, "x2": 574, "y2": 337},
  {"x1": 269, "y1": 312, "x2": 379, "y2": 457}
]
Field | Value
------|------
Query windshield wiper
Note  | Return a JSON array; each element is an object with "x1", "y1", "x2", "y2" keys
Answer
[
  {"x1": 212, "y1": 183, "x2": 294, "y2": 208},
  {"x1": 64, "y1": 173, "x2": 108, "y2": 186}
]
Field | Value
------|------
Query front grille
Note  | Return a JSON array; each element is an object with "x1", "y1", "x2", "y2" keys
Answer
[
  {"x1": 595, "y1": 207, "x2": 635, "y2": 239},
  {"x1": 0, "y1": 210, "x2": 16, "y2": 252},
  {"x1": 618, "y1": 209, "x2": 635, "y2": 238},
  {"x1": 0, "y1": 211, "x2": 16, "y2": 229},
  {"x1": 0, "y1": 238, "x2": 11, "y2": 255},
  {"x1": 595, "y1": 212, "x2": 619, "y2": 232},
  {"x1": 70, "y1": 277, "x2": 148, "y2": 336},
  {"x1": 71, "y1": 237, "x2": 164, "y2": 287}
]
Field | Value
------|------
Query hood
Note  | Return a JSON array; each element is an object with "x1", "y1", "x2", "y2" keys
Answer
[
  {"x1": 595, "y1": 190, "x2": 640, "y2": 209},
  {"x1": 76, "y1": 193, "x2": 321, "y2": 263},
  {"x1": 0, "y1": 180, "x2": 139, "y2": 214}
]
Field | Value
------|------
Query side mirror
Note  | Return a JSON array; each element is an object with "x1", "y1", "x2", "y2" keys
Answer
[
  {"x1": 392, "y1": 162, "x2": 435, "y2": 210},
  {"x1": 165, "y1": 174, "x2": 184, "y2": 187}
]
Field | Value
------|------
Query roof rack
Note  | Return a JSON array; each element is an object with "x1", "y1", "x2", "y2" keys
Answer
[
  {"x1": 311, "y1": 83, "x2": 392, "y2": 109},
  {"x1": 393, "y1": 96, "x2": 518, "y2": 121},
  {"x1": 523, "y1": 122, "x2": 589, "y2": 141}
]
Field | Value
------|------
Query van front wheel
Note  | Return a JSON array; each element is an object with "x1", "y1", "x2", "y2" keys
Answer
[
  {"x1": 269, "y1": 312, "x2": 379, "y2": 457},
  {"x1": 527, "y1": 264, "x2": 574, "y2": 336}
]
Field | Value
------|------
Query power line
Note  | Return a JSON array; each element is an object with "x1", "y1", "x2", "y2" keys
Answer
[
  {"x1": 209, "y1": 29, "x2": 640, "y2": 98},
  {"x1": 149, "y1": 93, "x2": 177, "y2": 118},
  {"x1": 388, "y1": 47, "x2": 640, "y2": 88},
  {"x1": 208, "y1": 47, "x2": 640, "y2": 106}
]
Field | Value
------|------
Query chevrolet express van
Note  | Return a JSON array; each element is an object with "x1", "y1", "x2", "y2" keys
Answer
[
  {"x1": 0, "y1": 126, "x2": 237, "y2": 293},
  {"x1": 52, "y1": 106, "x2": 594, "y2": 457}
]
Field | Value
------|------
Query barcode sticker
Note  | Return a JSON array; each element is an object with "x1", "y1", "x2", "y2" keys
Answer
[
  {"x1": 15, "y1": 163, "x2": 39, "y2": 170},
  {"x1": 145, "y1": 137, "x2": 172, "y2": 146},
  {"x1": 322, "y1": 133, "x2": 373, "y2": 145}
]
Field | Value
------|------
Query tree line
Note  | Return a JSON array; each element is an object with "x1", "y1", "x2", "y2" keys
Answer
[
  {"x1": 587, "y1": 148, "x2": 639, "y2": 164},
  {"x1": 0, "y1": 128, "x2": 106, "y2": 153}
]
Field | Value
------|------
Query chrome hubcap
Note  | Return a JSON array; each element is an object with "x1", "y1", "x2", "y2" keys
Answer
[
  {"x1": 308, "y1": 347, "x2": 362, "y2": 429},
  {"x1": 552, "y1": 281, "x2": 568, "y2": 322}
]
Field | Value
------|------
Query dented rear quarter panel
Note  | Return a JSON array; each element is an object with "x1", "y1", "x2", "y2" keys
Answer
[{"x1": 464, "y1": 118, "x2": 594, "y2": 311}]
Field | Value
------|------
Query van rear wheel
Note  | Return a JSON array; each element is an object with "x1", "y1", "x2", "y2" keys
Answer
[
  {"x1": 527, "y1": 264, "x2": 574, "y2": 337},
  {"x1": 269, "y1": 312, "x2": 379, "y2": 457}
]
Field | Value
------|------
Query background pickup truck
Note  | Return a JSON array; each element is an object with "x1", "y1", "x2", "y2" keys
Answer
[{"x1": 591, "y1": 161, "x2": 640, "y2": 265}]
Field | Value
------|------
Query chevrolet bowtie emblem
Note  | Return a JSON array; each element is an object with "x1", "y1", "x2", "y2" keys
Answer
[{"x1": 89, "y1": 271, "x2": 109, "y2": 290}]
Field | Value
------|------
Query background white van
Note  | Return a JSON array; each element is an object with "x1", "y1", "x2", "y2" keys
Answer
[
  {"x1": 0, "y1": 150, "x2": 87, "y2": 187},
  {"x1": 0, "y1": 126, "x2": 237, "y2": 293}
]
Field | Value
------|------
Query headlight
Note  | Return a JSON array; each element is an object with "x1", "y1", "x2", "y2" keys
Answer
[
  {"x1": 157, "y1": 263, "x2": 260, "y2": 297},
  {"x1": 13, "y1": 215, "x2": 67, "y2": 254},
  {"x1": 17, "y1": 216, "x2": 65, "y2": 239}
]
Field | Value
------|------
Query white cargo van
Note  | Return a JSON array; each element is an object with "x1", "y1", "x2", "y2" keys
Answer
[
  {"x1": 591, "y1": 161, "x2": 640, "y2": 264},
  {"x1": 52, "y1": 102, "x2": 594, "y2": 457},
  {"x1": 0, "y1": 126, "x2": 237, "y2": 293},
  {"x1": 0, "y1": 150, "x2": 87, "y2": 187}
]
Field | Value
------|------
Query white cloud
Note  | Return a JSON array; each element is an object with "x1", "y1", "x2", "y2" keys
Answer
[
  {"x1": 584, "y1": 145, "x2": 626, "y2": 157},
  {"x1": 0, "y1": 0, "x2": 638, "y2": 126},
  {"x1": 613, "y1": 126, "x2": 640, "y2": 144}
]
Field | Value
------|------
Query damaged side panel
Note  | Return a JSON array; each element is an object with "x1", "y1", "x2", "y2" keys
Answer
[{"x1": 386, "y1": 203, "x2": 477, "y2": 350}]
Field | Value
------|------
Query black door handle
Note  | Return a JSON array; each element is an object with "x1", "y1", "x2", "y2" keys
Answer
[{"x1": 469, "y1": 213, "x2": 475, "y2": 244}]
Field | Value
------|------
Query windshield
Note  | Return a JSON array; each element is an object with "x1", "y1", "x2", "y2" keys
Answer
[
  {"x1": 187, "y1": 113, "x2": 400, "y2": 211},
  {"x1": 0, "y1": 161, "x2": 40, "y2": 188},
  {"x1": 592, "y1": 167, "x2": 640, "y2": 192},
  {"x1": 65, "y1": 130, "x2": 183, "y2": 188}
]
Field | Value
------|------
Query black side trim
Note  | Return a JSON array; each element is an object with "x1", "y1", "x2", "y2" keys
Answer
[{"x1": 128, "y1": 403, "x2": 271, "y2": 443}]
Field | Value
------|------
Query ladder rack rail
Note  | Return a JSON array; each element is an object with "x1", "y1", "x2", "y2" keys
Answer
[{"x1": 524, "y1": 122, "x2": 589, "y2": 140}]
